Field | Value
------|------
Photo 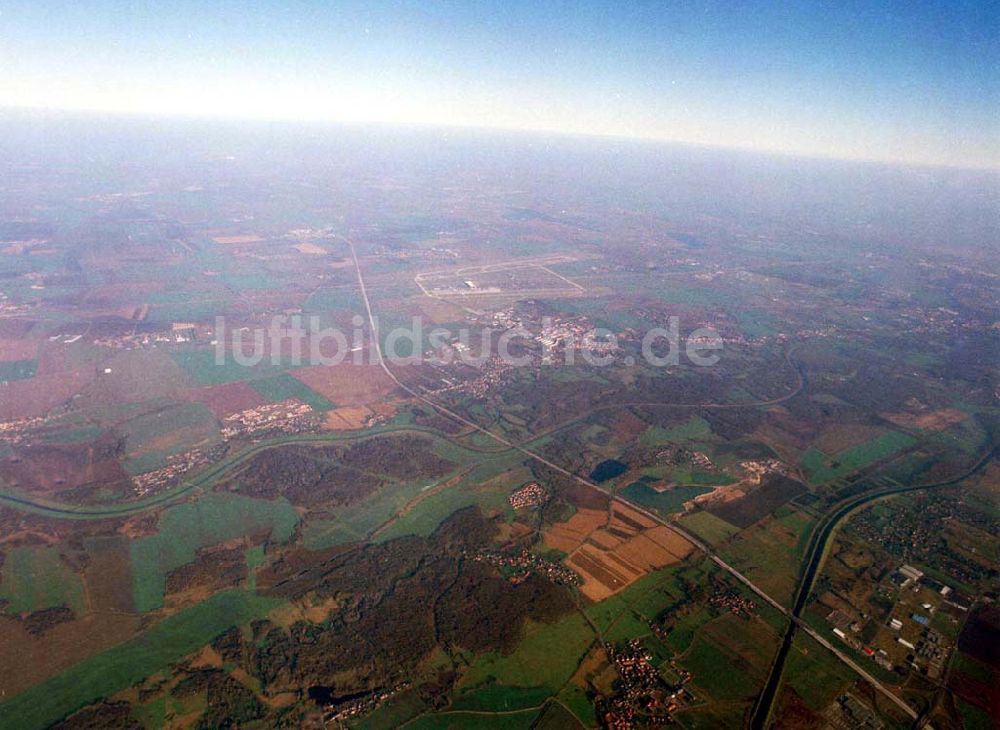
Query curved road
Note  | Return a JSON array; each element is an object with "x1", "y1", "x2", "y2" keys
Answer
[
  {"x1": 750, "y1": 440, "x2": 999, "y2": 729},
  {"x1": 1, "y1": 238, "x2": 959, "y2": 728},
  {"x1": 0, "y1": 424, "x2": 501, "y2": 519}
]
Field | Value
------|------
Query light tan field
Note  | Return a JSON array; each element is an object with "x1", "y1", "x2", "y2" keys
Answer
[
  {"x1": 882, "y1": 408, "x2": 968, "y2": 431},
  {"x1": 587, "y1": 529, "x2": 623, "y2": 550},
  {"x1": 267, "y1": 595, "x2": 341, "y2": 628},
  {"x1": 568, "y1": 546, "x2": 643, "y2": 601},
  {"x1": 570, "y1": 644, "x2": 612, "y2": 691},
  {"x1": 188, "y1": 645, "x2": 225, "y2": 670},
  {"x1": 323, "y1": 406, "x2": 372, "y2": 430},
  {"x1": 211, "y1": 234, "x2": 265, "y2": 245},
  {"x1": 614, "y1": 533, "x2": 676, "y2": 571},
  {"x1": 545, "y1": 499, "x2": 692, "y2": 602},
  {"x1": 322, "y1": 403, "x2": 397, "y2": 430},
  {"x1": 644, "y1": 525, "x2": 696, "y2": 560},
  {"x1": 0, "y1": 366, "x2": 96, "y2": 420},
  {"x1": 0, "y1": 338, "x2": 38, "y2": 361},
  {"x1": 0, "y1": 612, "x2": 140, "y2": 698},
  {"x1": 290, "y1": 363, "x2": 399, "y2": 406},
  {"x1": 179, "y1": 381, "x2": 267, "y2": 419},
  {"x1": 813, "y1": 423, "x2": 886, "y2": 454},
  {"x1": 610, "y1": 502, "x2": 658, "y2": 529},
  {"x1": 542, "y1": 508, "x2": 607, "y2": 554},
  {"x1": 418, "y1": 298, "x2": 469, "y2": 324},
  {"x1": 294, "y1": 242, "x2": 328, "y2": 255}
]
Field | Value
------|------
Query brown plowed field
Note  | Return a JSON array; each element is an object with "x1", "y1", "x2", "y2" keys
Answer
[
  {"x1": 290, "y1": 363, "x2": 398, "y2": 406},
  {"x1": 179, "y1": 381, "x2": 266, "y2": 419},
  {"x1": 545, "y1": 499, "x2": 692, "y2": 602}
]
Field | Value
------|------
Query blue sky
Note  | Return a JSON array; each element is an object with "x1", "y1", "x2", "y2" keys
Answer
[{"x1": 1, "y1": 0, "x2": 996, "y2": 167}]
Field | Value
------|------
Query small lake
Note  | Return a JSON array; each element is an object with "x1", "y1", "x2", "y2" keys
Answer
[{"x1": 589, "y1": 459, "x2": 628, "y2": 482}]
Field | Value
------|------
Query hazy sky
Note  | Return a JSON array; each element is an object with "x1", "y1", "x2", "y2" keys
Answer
[{"x1": 1, "y1": 0, "x2": 997, "y2": 168}]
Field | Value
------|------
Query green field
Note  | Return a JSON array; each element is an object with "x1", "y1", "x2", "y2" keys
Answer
[
  {"x1": 120, "y1": 401, "x2": 221, "y2": 474},
  {"x1": 674, "y1": 704, "x2": 746, "y2": 729},
  {"x1": 41, "y1": 425, "x2": 103, "y2": 444},
  {"x1": 719, "y1": 508, "x2": 814, "y2": 606},
  {"x1": 540, "y1": 296, "x2": 649, "y2": 331},
  {"x1": 620, "y1": 482, "x2": 714, "y2": 516},
  {"x1": 665, "y1": 605, "x2": 715, "y2": 653},
  {"x1": 678, "y1": 511, "x2": 740, "y2": 545},
  {"x1": 351, "y1": 690, "x2": 429, "y2": 729},
  {"x1": 641, "y1": 416, "x2": 713, "y2": 445},
  {"x1": 736, "y1": 309, "x2": 782, "y2": 337},
  {"x1": 250, "y1": 373, "x2": 334, "y2": 410},
  {"x1": 957, "y1": 698, "x2": 996, "y2": 730},
  {"x1": 144, "y1": 299, "x2": 232, "y2": 323},
  {"x1": 0, "y1": 545, "x2": 85, "y2": 614},
  {"x1": 653, "y1": 286, "x2": 730, "y2": 306},
  {"x1": 682, "y1": 633, "x2": 759, "y2": 700},
  {"x1": 301, "y1": 459, "x2": 486, "y2": 549},
  {"x1": 556, "y1": 684, "x2": 597, "y2": 727},
  {"x1": 534, "y1": 701, "x2": 587, "y2": 729},
  {"x1": 0, "y1": 358, "x2": 37, "y2": 382},
  {"x1": 458, "y1": 613, "x2": 596, "y2": 702},
  {"x1": 369, "y1": 454, "x2": 525, "y2": 544},
  {"x1": 586, "y1": 561, "x2": 705, "y2": 640},
  {"x1": 130, "y1": 492, "x2": 299, "y2": 612},
  {"x1": 404, "y1": 709, "x2": 540, "y2": 730},
  {"x1": 678, "y1": 612, "x2": 778, "y2": 703},
  {"x1": 928, "y1": 415, "x2": 989, "y2": 455},
  {"x1": 779, "y1": 633, "x2": 859, "y2": 712},
  {"x1": 171, "y1": 349, "x2": 289, "y2": 386},
  {"x1": 449, "y1": 685, "x2": 552, "y2": 712},
  {"x1": 800, "y1": 431, "x2": 916, "y2": 485},
  {"x1": 216, "y1": 271, "x2": 277, "y2": 290},
  {"x1": 303, "y1": 286, "x2": 363, "y2": 313},
  {"x1": 0, "y1": 589, "x2": 282, "y2": 730}
]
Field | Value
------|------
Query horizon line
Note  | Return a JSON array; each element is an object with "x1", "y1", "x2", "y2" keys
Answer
[{"x1": 2, "y1": 103, "x2": 998, "y2": 175}]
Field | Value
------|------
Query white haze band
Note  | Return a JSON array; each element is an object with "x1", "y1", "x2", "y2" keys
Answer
[{"x1": 213, "y1": 315, "x2": 722, "y2": 369}]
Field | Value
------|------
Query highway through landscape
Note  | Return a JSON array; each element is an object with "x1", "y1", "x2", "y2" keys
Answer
[
  {"x1": 0, "y1": 240, "x2": 989, "y2": 728},
  {"x1": 348, "y1": 236, "x2": 935, "y2": 725}
]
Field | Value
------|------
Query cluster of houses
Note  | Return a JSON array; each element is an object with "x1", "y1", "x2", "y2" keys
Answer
[
  {"x1": 600, "y1": 640, "x2": 678, "y2": 729},
  {"x1": 131, "y1": 447, "x2": 217, "y2": 497},
  {"x1": 470, "y1": 548, "x2": 581, "y2": 587},
  {"x1": 708, "y1": 589, "x2": 757, "y2": 618},
  {"x1": 0, "y1": 416, "x2": 47, "y2": 445},
  {"x1": 220, "y1": 400, "x2": 318, "y2": 440},
  {"x1": 508, "y1": 481, "x2": 548, "y2": 510},
  {"x1": 320, "y1": 683, "x2": 410, "y2": 726}
]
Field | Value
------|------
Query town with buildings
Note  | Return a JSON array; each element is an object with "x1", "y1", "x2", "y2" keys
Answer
[{"x1": 219, "y1": 400, "x2": 320, "y2": 441}]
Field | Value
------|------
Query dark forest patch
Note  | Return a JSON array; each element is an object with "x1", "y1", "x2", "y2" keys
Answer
[
  {"x1": 51, "y1": 700, "x2": 140, "y2": 730},
  {"x1": 339, "y1": 434, "x2": 455, "y2": 480},
  {"x1": 250, "y1": 508, "x2": 572, "y2": 699},
  {"x1": 226, "y1": 445, "x2": 381, "y2": 507},
  {"x1": 436, "y1": 562, "x2": 573, "y2": 654},
  {"x1": 172, "y1": 669, "x2": 265, "y2": 729},
  {"x1": 22, "y1": 605, "x2": 75, "y2": 636},
  {"x1": 164, "y1": 546, "x2": 247, "y2": 596}
]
